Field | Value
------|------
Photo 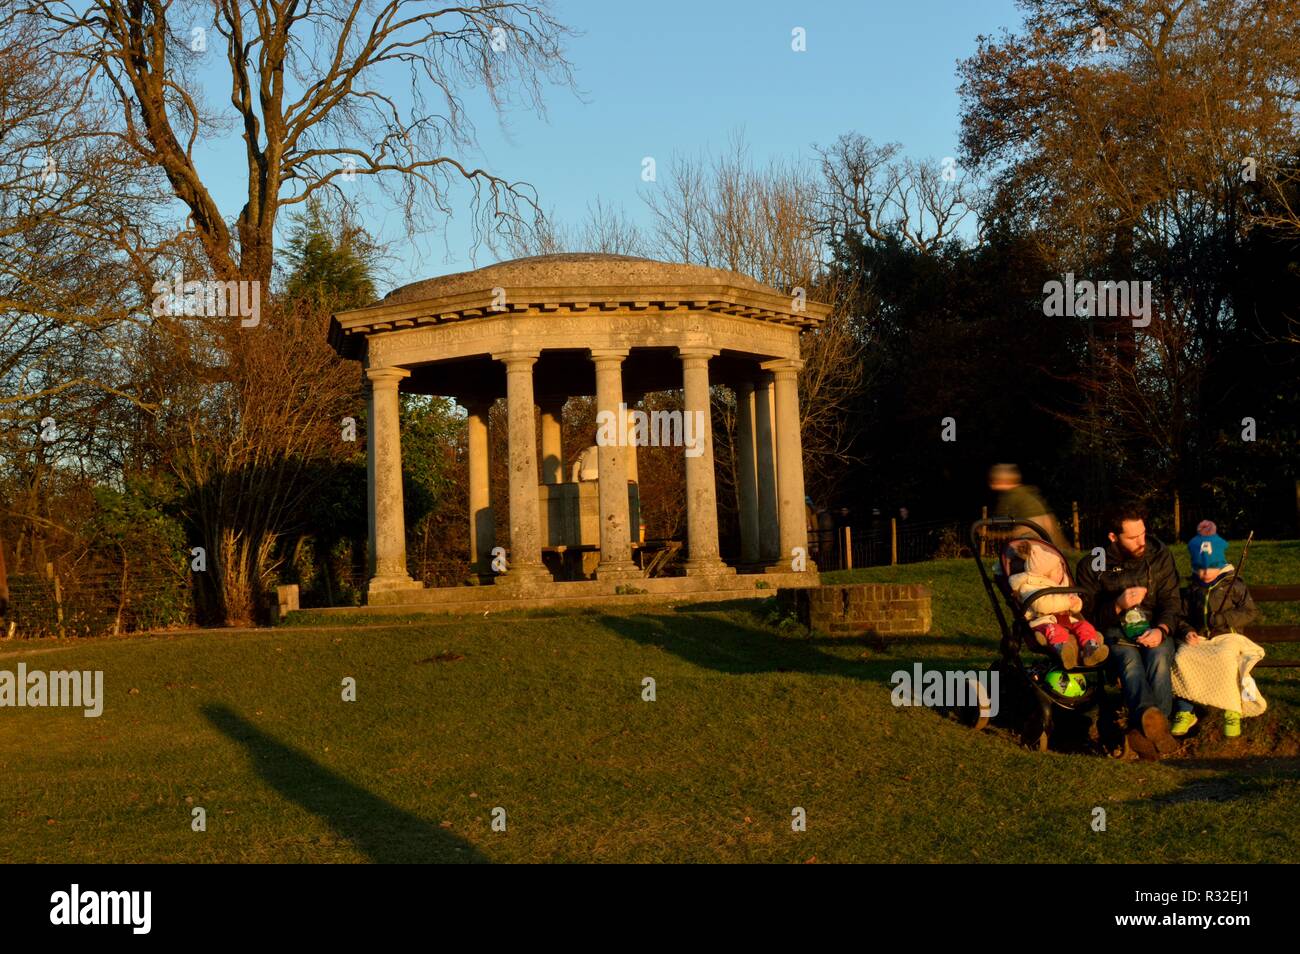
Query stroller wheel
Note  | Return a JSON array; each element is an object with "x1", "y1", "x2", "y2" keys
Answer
[
  {"x1": 952, "y1": 671, "x2": 993, "y2": 731},
  {"x1": 1020, "y1": 709, "x2": 1050, "y2": 751}
]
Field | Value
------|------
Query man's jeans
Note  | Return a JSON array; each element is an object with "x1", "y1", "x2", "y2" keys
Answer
[{"x1": 1104, "y1": 627, "x2": 1174, "y2": 719}]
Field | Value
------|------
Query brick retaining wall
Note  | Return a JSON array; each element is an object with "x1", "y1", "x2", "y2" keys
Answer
[{"x1": 778, "y1": 583, "x2": 932, "y2": 637}]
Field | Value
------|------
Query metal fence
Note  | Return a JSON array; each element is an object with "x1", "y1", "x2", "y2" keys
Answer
[
  {"x1": 809, "y1": 517, "x2": 972, "y2": 571},
  {"x1": 3, "y1": 566, "x2": 191, "y2": 638}
]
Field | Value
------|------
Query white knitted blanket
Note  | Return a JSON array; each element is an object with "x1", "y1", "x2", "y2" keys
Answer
[{"x1": 1171, "y1": 632, "x2": 1267, "y2": 717}]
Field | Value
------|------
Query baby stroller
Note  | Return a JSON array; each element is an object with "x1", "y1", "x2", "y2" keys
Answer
[{"x1": 969, "y1": 517, "x2": 1110, "y2": 752}]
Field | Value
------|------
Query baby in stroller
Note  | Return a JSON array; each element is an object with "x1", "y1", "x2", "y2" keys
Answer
[{"x1": 1007, "y1": 540, "x2": 1109, "y2": 670}]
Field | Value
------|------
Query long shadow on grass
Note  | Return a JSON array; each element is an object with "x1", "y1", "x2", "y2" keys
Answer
[
  {"x1": 599, "y1": 611, "x2": 964, "y2": 687},
  {"x1": 202, "y1": 704, "x2": 488, "y2": 863}
]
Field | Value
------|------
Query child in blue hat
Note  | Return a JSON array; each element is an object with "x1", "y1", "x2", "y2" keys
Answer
[{"x1": 1170, "y1": 521, "x2": 1260, "y2": 738}]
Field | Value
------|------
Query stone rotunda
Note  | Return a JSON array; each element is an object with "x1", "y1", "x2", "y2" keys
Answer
[{"x1": 327, "y1": 253, "x2": 829, "y2": 610}]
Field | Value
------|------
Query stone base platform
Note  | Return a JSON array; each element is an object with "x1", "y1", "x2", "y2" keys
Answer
[{"x1": 290, "y1": 570, "x2": 821, "y2": 619}]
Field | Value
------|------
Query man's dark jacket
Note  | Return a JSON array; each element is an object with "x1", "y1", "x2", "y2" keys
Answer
[{"x1": 1074, "y1": 537, "x2": 1182, "y2": 636}]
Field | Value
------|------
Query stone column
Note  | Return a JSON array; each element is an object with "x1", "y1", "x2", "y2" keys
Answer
[
  {"x1": 678, "y1": 347, "x2": 732, "y2": 575},
  {"x1": 494, "y1": 350, "x2": 550, "y2": 587},
  {"x1": 624, "y1": 391, "x2": 642, "y2": 547},
  {"x1": 365, "y1": 367, "x2": 420, "y2": 596},
  {"x1": 754, "y1": 372, "x2": 780, "y2": 563},
  {"x1": 591, "y1": 349, "x2": 640, "y2": 580},
  {"x1": 764, "y1": 358, "x2": 813, "y2": 572},
  {"x1": 464, "y1": 399, "x2": 495, "y2": 579},
  {"x1": 735, "y1": 380, "x2": 761, "y2": 565},
  {"x1": 623, "y1": 391, "x2": 642, "y2": 485},
  {"x1": 538, "y1": 396, "x2": 564, "y2": 484}
]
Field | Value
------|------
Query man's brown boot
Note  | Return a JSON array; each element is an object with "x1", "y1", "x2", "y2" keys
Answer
[
  {"x1": 1080, "y1": 640, "x2": 1109, "y2": 667},
  {"x1": 1126, "y1": 728, "x2": 1159, "y2": 761},
  {"x1": 1142, "y1": 707, "x2": 1179, "y2": 755}
]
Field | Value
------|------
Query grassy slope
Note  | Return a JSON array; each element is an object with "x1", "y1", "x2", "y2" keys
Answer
[{"x1": 0, "y1": 540, "x2": 1297, "y2": 863}]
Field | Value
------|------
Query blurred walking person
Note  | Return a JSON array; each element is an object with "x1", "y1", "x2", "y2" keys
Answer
[{"x1": 988, "y1": 463, "x2": 1069, "y2": 550}]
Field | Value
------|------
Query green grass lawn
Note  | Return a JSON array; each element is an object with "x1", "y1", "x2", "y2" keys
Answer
[{"x1": 2, "y1": 540, "x2": 1298, "y2": 863}]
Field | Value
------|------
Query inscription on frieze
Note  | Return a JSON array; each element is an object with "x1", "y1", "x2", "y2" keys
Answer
[{"x1": 367, "y1": 309, "x2": 799, "y2": 365}]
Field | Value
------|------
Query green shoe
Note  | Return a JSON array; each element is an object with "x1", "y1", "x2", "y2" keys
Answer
[
  {"x1": 1171, "y1": 711, "x2": 1198, "y2": 737},
  {"x1": 1223, "y1": 710, "x2": 1241, "y2": 738}
]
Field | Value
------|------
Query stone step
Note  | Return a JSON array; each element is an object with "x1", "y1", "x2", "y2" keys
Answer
[{"x1": 291, "y1": 571, "x2": 819, "y2": 618}]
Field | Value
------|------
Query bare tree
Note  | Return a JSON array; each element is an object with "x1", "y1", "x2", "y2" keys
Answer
[
  {"x1": 575, "y1": 198, "x2": 646, "y2": 257},
  {"x1": 0, "y1": 16, "x2": 169, "y2": 418},
  {"x1": 504, "y1": 205, "x2": 570, "y2": 258},
  {"x1": 816, "y1": 132, "x2": 974, "y2": 253},
  {"x1": 0, "y1": 12, "x2": 183, "y2": 598},
  {"x1": 642, "y1": 135, "x2": 865, "y2": 507},
  {"x1": 643, "y1": 150, "x2": 709, "y2": 265},
  {"x1": 508, "y1": 198, "x2": 646, "y2": 258},
  {"x1": 24, "y1": 0, "x2": 578, "y2": 285}
]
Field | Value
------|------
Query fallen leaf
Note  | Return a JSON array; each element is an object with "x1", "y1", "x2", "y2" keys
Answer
[{"x1": 418, "y1": 652, "x2": 464, "y2": 664}]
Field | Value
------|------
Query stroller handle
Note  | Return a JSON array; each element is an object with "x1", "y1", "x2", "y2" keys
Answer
[
  {"x1": 969, "y1": 516, "x2": 1054, "y2": 551},
  {"x1": 1020, "y1": 586, "x2": 1085, "y2": 615}
]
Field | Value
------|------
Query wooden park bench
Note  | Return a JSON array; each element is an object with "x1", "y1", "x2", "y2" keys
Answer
[
  {"x1": 639, "y1": 539, "x2": 683, "y2": 578},
  {"x1": 1243, "y1": 584, "x2": 1300, "y2": 668}
]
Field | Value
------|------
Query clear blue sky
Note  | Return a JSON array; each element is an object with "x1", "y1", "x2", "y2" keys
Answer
[{"x1": 190, "y1": 0, "x2": 1023, "y2": 288}]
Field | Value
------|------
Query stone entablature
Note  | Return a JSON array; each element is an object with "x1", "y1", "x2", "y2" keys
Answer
[{"x1": 361, "y1": 309, "x2": 804, "y2": 369}]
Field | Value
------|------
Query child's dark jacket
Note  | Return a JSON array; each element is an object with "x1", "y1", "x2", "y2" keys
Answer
[{"x1": 1177, "y1": 572, "x2": 1259, "y2": 638}]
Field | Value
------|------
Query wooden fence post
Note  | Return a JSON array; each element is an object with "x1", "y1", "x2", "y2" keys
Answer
[
  {"x1": 890, "y1": 518, "x2": 898, "y2": 566},
  {"x1": 1173, "y1": 490, "x2": 1181, "y2": 540},
  {"x1": 1072, "y1": 501, "x2": 1081, "y2": 550},
  {"x1": 841, "y1": 526, "x2": 853, "y2": 570},
  {"x1": 47, "y1": 562, "x2": 65, "y2": 638},
  {"x1": 980, "y1": 506, "x2": 987, "y2": 557},
  {"x1": 0, "y1": 532, "x2": 8, "y2": 619}
]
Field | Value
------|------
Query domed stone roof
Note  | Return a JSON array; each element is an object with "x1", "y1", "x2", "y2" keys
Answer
[
  {"x1": 328, "y1": 251, "x2": 828, "y2": 359},
  {"x1": 383, "y1": 252, "x2": 772, "y2": 305}
]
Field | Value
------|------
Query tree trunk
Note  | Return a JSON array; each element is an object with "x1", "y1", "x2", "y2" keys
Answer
[{"x1": 0, "y1": 531, "x2": 9, "y2": 618}]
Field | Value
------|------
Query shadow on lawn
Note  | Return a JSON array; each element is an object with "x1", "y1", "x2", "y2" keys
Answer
[
  {"x1": 202, "y1": 704, "x2": 488, "y2": 863},
  {"x1": 599, "y1": 611, "x2": 965, "y2": 687},
  {"x1": 670, "y1": 599, "x2": 1000, "y2": 652}
]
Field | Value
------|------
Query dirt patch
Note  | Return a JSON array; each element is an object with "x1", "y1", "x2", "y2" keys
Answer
[{"x1": 1173, "y1": 710, "x2": 1300, "y2": 764}]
